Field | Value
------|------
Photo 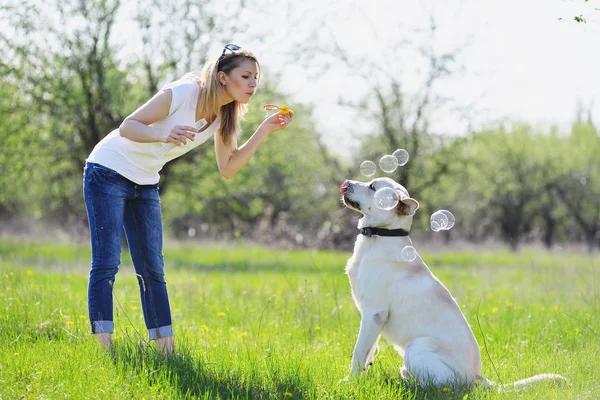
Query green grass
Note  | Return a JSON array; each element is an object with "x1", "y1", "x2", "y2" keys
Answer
[{"x1": 1, "y1": 239, "x2": 599, "y2": 399}]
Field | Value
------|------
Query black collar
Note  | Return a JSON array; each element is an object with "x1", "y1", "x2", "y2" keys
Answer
[{"x1": 359, "y1": 227, "x2": 410, "y2": 237}]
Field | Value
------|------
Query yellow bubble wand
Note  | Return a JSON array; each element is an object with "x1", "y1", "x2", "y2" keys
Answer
[{"x1": 263, "y1": 104, "x2": 291, "y2": 114}]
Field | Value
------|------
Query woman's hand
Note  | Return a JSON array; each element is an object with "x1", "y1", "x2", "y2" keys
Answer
[
  {"x1": 164, "y1": 125, "x2": 199, "y2": 146},
  {"x1": 259, "y1": 110, "x2": 294, "y2": 134}
]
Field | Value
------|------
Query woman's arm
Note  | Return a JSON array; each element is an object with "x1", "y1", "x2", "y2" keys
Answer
[
  {"x1": 119, "y1": 89, "x2": 197, "y2": 145},
  {"x1": 214, "y1": 126, "x2": 268, "y2": 179},
  {"x1": 215, "y1": 111, "x2": 293, "y2": 179}
]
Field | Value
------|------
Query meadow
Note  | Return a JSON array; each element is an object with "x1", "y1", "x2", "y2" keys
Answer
[{"x1": 0, "y1": 238, "x2": 598, "y2": 399}]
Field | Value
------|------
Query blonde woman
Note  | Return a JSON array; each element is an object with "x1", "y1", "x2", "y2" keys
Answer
[{"x1": 83, "y1": 44, "x2": 293, "y2": 354}]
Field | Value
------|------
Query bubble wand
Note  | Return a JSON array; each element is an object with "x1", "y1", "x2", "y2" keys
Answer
[{"x1": 263, "y1": 104, "x2": 291, "y2": 114}]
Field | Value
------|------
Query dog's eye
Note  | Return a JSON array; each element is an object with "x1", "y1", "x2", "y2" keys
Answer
[{"x1": 368, "y1": 183, "x2": 376, "y2": 191}]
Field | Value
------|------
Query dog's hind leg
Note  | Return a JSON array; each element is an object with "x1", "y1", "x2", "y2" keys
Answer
[
  {"x1": 351, "y1": 308, "x2": 388, "y2": 375},
  {"x1": 402, "y1": 337, "x2": 459, "y2": 386}
]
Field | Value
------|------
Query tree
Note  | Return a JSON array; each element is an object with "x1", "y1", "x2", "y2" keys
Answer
[
  {"x1": 1, "y1": 0, "x2": 140, "y2": 228},
  {"x1": 462, "y1": 124, "x2": 561, "y2": 251},
  {"x1": 0, "y1": 0, "x2": 251, "y2": 227},
  {"x1": 0, "y1": 79, "x2": 40, "y2": 219},
  {"x1": 551, "y1": 118, "x2": 600, "y2": 252},
  {"x1": 300, "y1": 14, "x2": 473, "y2": 214}
]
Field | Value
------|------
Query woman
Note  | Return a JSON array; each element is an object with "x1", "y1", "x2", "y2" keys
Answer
[{"x1": 83, "y1": 44, "x2": 293, "y2": 354}]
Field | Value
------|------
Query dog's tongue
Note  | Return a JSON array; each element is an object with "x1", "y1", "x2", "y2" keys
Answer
[{"x1": 340, "y1": 180, "x2": 350, "y2": 193}]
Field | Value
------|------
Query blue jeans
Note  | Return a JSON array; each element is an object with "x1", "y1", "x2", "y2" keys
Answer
[{"x1": 83, "y1": 162, "x2": 173, "y2": 340}]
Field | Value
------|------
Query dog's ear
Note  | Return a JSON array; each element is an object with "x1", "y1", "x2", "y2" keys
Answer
[{"x1": 396, "y1": 197, "x2": 419, "y2": 216}]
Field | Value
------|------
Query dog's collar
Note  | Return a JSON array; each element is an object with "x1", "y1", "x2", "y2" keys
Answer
[{"x1": 359, "y1": 227, "x2": 410, "y2": 237}]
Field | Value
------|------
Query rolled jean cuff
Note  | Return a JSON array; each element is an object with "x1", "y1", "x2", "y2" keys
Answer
[
  {"x1": 148, "y1": 325, "x2": 174, "y2": 341},
  {"x1": 91, "y1": 320, "x2": 114, "y2": 334}
]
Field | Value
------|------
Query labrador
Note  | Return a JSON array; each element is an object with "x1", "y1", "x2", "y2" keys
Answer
[{"x1": 340, "y1": 177, "x2": 566, "y2": 389}]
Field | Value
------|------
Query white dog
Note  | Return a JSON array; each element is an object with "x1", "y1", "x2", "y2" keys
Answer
[{"x1": 340, "y1": 177, "x2": 566, "y2": 389}]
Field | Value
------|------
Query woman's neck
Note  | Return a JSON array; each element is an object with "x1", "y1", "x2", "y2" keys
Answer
[
  {"x1": 217, "y1": 95, "x2": 234, "y2": 109},
  {"x1": 195, "y1": 85, "x2": 232, "y2": 120}
]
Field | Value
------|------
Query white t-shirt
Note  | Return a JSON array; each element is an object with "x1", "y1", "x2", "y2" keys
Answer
[{"x1": 86, "y1": 80, "x2": 220, "y2": 185}]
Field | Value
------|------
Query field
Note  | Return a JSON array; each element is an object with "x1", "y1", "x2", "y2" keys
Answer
[{"x1": 0, "y1": 239, "x2": 599, "y2": 399}]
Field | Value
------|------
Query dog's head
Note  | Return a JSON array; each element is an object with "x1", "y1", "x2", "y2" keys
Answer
[{"x1": 340, "y1": 177, "x2": 419, "y2": 230}]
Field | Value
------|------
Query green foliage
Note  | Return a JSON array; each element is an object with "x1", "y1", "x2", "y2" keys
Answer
[
  {"x1": 413, "y1": 121, "x2": 598, "y2": 251},
  {"x1": 0, "y1": 80, "x2": 40, "y2": 216},
  {"x1": 414, "y1": 136, "x2": 477, "y2": 240},
  {"x1": 0, "y1": 0, "x2": 149, "y2": 226},
  {"x1": 551, "y1": 120, "x2": 600, "y2": 248},
  {"x1": 463, "y1": 124, "x2": 555, "y2": 247}
]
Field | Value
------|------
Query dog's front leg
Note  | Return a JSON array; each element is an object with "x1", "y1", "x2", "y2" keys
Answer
[{"x1": 350, "y1": 308, "x2": 388, "y2": 375}]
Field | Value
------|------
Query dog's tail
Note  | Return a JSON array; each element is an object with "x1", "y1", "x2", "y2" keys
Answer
[{"x1": 481, "y1": 373, "x2": 568, "y2": 391}]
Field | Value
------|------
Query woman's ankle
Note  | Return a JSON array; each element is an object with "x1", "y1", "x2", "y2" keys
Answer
[
  {"x1": 95, "y1": 332, "x2": 112, "y2": 349},
  {"x1": 155, "y1": 336, "x2": 174, "y2": 355}
]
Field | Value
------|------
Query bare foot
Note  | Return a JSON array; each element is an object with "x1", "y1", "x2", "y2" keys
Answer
[
  {"x1": 155, "y1": 336, "x2": 174, "y2": 355},
  {"x1": 95, "y1": 332, "x2": 112, "y2": 349}
]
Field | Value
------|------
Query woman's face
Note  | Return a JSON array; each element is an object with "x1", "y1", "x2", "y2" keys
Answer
[{"x1": 221, "y1": 58, "x2": 259, "y2": 104}]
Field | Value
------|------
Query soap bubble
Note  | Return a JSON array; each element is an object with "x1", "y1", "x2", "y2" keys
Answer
[
  {"x1": 430, "y1": 209, "x2": 456, "y2": 231},
  {"x1": 439, "y1": 210, "x2": 455, "y2": 229},
  {"x1": 430, "y1": 211, "x2": 448, "y2": 232},
  {"x1": 379, "y1": 155, "x2": 398, "y2": 173},
  {"x1": 374, "y1": 187, "x2": 399, "y2": 210},
  {"x1": 392, "y1": 149, "x2": 409, "y2": 166},
  {"x1": 401, "y1": 246, "x2": 418, "y2": 262},
  {"x1": 359, "y1": 160, "x2": 377, "y2": 177}
]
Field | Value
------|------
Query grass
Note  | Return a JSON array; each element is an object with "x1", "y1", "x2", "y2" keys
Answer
[{"x1": 0, "y1": 238, "x2": 599, "y2": 399}]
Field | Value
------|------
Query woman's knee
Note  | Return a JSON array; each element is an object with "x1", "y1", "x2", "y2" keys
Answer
[
  {"x1": 137, "y1": 260, "x2": 166, "y2": 283},
  {"x1": 90, "y1": 263, "x2": 120, "y2": 278}
]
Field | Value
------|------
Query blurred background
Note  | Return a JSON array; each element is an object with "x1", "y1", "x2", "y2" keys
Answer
[{"x1": 1, "y1": 0, "x2": 598, "y2": 252}]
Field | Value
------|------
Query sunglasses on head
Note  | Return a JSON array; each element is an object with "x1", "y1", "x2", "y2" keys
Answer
[{"x1": 217, "y1": 43, "x2": 242, "y2": 68}]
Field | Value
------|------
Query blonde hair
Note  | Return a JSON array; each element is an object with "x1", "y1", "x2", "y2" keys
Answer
[{"x1": 183, "y1": 49, "x2": 259, "y2": 147}]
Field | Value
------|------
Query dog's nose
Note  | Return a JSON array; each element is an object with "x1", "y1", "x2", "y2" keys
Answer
[{"x1": 340, "y1": 180, "x2": 350, "y2": 194}]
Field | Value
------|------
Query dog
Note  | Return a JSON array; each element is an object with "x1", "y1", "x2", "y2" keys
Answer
[{"x1": 340, "y1": 177, "x2": 567, "y2": 389}]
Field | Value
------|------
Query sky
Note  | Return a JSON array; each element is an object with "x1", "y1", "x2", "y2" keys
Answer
[
  {"x1": 94, "y1": 0, "x2": 600, "y2": 154},
  {"x1": 240, "y1": 0, "x2": 600, "y2": 154}
]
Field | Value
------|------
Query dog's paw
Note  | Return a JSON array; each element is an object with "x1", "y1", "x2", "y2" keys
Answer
[
  {"x1": 338, "y1": 375, "x2": 359, "y2": 385},
  {"x1": 339, "y1": 369, "x2": 365, "y2": 384}
]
